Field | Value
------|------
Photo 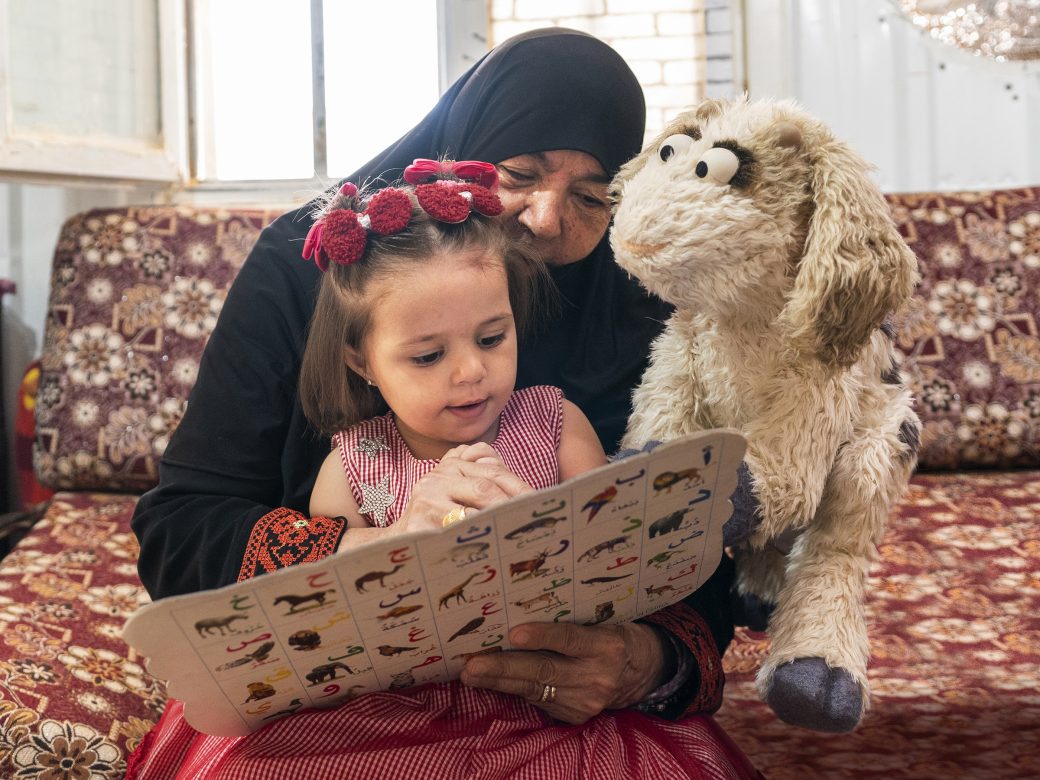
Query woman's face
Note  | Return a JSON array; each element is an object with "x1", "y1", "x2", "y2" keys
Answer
[{"x1": 496, "y1": 150, "x2": 612, "y2": 266}]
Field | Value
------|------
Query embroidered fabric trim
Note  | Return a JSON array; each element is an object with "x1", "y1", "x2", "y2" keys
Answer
[
  {"x1": 636, "y1": 602, "x2": 724, "y2": 719},
  {"x1": 634, "y1": 624, "x2": 691, "y2": 713},
  {"x1": 237, "y1": 508, "x2": 347, "y2": 582}
]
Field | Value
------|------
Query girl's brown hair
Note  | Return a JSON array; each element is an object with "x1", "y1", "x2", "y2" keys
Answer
[{"x1": 299, "y1": 187, "x2": 548, "y2": 437}]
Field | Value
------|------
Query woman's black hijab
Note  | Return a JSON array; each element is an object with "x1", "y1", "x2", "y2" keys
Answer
[{"x1": 345, "y1": 28, "x2": 671, "y2": 453}]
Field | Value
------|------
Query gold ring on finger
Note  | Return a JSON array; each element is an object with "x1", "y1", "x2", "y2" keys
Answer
[
  {"x1": 442, "y1": 506, "x2": 468, "y2": 527},
  {"x1": 539, "y1": 684, "x2": 557, "y2": 704}
]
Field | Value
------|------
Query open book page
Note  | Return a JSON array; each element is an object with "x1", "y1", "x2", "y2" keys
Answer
[{"x1": 123, "y1": 428, "x2": 746, "y2": 736}]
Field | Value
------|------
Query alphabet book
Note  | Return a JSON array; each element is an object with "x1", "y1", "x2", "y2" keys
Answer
[{"x1": 123, "y1": 428, "x2": 745, "y2": 735}]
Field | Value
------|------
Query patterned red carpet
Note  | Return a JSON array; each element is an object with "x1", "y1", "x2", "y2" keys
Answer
[{"x1": 715, "y1": 471, "x2": 1040, "y2": 779}]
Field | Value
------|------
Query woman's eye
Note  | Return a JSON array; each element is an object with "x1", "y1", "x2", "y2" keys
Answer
[
  {"x1": 498, "y1": 166, "x2": 533, "y2": 184},
  {"x1": 411, "y1": 351, "x2": 442, "y2": 366},
  {"x1": 579, "y1": 193, "x2": 607, "y2": 209},
  {"x1": 479, "y1": 333, "x2": 506, "y2": 348}
]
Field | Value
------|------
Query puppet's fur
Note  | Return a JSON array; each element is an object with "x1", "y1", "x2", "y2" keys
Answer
[{"x1": 611, "y1": 97, "x2": 919, "y2": 731}]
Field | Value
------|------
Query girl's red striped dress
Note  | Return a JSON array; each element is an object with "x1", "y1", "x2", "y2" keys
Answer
[{"x1": 127, "y1": 386, "x2": 762, "y2": 779}]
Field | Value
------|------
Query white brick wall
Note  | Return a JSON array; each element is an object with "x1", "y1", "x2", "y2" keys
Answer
[
  {"x1": 514, "y1": 0, "x2": 605, "y2": 19},
  {"x1": 704, "y1": 4, "x2": 738, "y2": 99},
  {"x1": 490, "y1": 0, "x2": 738, "y2": 145}
]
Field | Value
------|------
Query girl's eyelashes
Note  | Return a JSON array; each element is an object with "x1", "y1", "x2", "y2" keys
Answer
[
  {"x1": 411, "y1": 351, "x2": 443, "y2": 367},
  {"x1": 408, "y1": 332, "x2": 507, "y2": 365},
  {"x1": 478, "y1": 332, "x2": 507, "y2": 348}
]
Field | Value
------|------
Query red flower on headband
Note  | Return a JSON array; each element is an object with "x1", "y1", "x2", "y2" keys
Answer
[
  {"x1": 321, "y1": 210, "x2": 368, "y2": 267},
  {"x1": 302, "y1": 187, "x2": 413, "y2": 269},
  {"x1": 302, "y1": 220, "x2": 328, "y2": 270},
  {"x1": 404, "y1": 159, "x2": 499, "y2": 191},
  {"x1": 366, "y1": 188, "x2": 412, "y2": 233},
  {"x1": 415, "y1": 181, "x2": 504, "y2": 224}
]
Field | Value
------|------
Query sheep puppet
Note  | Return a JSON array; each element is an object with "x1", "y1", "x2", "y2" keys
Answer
[{"x1": 611, "y1": 96, "x2": 920, "y2": 733}]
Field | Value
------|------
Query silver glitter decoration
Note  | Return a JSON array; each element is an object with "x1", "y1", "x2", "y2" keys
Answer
[
  {"x1": 892, "y1": 1, "x2": 1040, "y2": 61},
  {"x1": 357, "y1": 474, "x2": 395, "y2": 524},
  {"x1": 354, "y1": 436, "x2": 390, "y2": 460}
]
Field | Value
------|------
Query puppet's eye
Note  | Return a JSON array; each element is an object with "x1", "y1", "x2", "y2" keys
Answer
[
  {"x1": 695, "y1": 147, "x2": 740, "y2": 185},
  {"x1": 658, "y1": 134, "x2": 694, "y2": 162}
]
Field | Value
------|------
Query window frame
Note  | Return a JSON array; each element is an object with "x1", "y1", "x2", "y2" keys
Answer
[
  {"x1": 0, "y1": 0, "x2": 188, "y2": 185},
  {"x1": 0, "y1": 0, "x2": 487, "y2": 193},
  {"x1": 183, "y1": 0, "x2": 489, "y2": 201}
]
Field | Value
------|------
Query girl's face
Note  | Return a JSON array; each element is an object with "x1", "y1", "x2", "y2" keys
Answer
[{"x1": 347, "y1": 248, "x2": 518, "y2": 461}]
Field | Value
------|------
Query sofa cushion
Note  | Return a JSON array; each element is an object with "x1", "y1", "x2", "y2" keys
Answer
[
  {"x1": 34, "y1": 207, "x2": 280, "y2": 493},
  {"x1": 887, "y1": 188, "x2": 1040, "y2": 469},
  {"x1": 717, "y1": 469, "x2": 1040, "y2": 778},
  {"x1": 0, "y1": 492, "x2": 165, "y2": 778}
]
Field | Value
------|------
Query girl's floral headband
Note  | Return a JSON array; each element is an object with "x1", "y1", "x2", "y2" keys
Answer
[{"x1": 302, "y1": 159, "x2": 504, "y2": 271}]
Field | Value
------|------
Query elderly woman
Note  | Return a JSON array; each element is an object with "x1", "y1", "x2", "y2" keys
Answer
[{"x1": 129, "y1": 28, "x2": 758, "y2": 779}]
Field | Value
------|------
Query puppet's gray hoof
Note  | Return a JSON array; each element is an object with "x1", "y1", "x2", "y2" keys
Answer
[{"x1": 765, "y1": 657, "x2": 863, "y2": 733}]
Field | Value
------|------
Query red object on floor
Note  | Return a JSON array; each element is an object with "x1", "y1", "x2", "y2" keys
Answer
[{"x1": 15, "y1": 359, "x2": 54, "y2": 509}]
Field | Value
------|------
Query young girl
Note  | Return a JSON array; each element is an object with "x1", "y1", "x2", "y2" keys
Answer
[{"x1": 299, "y1": 161, "x2": 609, "y2": 540}]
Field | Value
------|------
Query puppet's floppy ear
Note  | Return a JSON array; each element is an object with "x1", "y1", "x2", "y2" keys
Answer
[
  {"x1": 693, "y1": 97, "x2": 729, "y2": 124},
  {"x1": 780, "y1": 134, "x2": 917, "y2": 368}
]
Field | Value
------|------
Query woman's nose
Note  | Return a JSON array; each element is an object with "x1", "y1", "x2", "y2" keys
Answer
[{"x1": 518, "y1": 191, "x2": 563, "y2": 239}]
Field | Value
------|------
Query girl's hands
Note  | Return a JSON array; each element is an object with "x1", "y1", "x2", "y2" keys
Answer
[{"x1": 394, "y1": 443, "x2": 532, "y2": 535}]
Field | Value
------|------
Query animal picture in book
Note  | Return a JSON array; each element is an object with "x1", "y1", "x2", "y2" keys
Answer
[
  {"x1": 448, "y1": 616, "x2": 486, "y2": 642},
  {"x1": 652, "y1": 467, "x2": 703, "y2": 494},
  {"x1": 194, "y1": 613, "x2": 248, "y2": 637},
  {"x1": 305, "y1": 661, "x2": 358, "y2": 685},
  {"x1": 355, "y1": 564, "x2": 405, "y2": 593},
  {"x1": 376, "y1": 644, "x2": 420, "y2": 657},
  {"x1": 611, "y1": 95, "x2": 918, "y2": 732},
  {"x1": 648, "y1": 508, "x2": 687, "y2": 538},
  {"x1": 244, "y1": 682, "x2": 276, "y2": 702},
  {"x1": 272, "y1": 589, "x2": 335, "y2": 614},
  {"x1": 261, "y1": 699, "x2": 304, "y2": 721},
  {"x1": 503, "y1": 515, "x2": 567, "y2": 542},
  {"x1": 438, "y1": 573, "x2": 481, "y2": 609},
  {"x1": 579, "y1": 574, "x2": 632, "y2": 586},
  {"x1": 585, "y1": 601, "x2": 615, "y2": 625},
  {"x1": 507, "y1": 540, "x2": 569, "y2": 582},
  {"x1": 512, "y1": 589, "x2": 564, "y2": 614},
  {"x1": 581, "y1": 486, "x2": 617, "y2": 522},
  {"x1": 437, "y1": 568, "x2": 496, "y2": 610},
  {"x1": 573, "y1": 463, "x2": 648, "y2": 531},
  {"x1": 576, "y1": 534, "x2": 634, "y2": 562},
  {"x1": 290, "y1": 630, "x2": 330, "y2": 651},
  {"x1": 216, "y1": 641, "x2": 275, "y2": 671},
  {"x1": 644, "y1": 583, "x2": 677, "y2": 601}
]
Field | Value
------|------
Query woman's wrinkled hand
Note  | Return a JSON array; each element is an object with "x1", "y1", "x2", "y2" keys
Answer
[
  {"x1": 459, "y1": 621, "x2": 667, "y2": 724},
  {"x1": 394, "y1": 443, "x2": 532, "y2": 535}
]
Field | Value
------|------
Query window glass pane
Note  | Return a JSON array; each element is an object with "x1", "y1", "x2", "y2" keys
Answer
[
  {"x1": 8, "y1": 0, "x2": 160, "y2": 142},
  {"x1": 196, "y1": 0, "x2": 313, "y2": 180},
  {"x1": 324, "y1": 1, "x2": 440, "y2": 180}
]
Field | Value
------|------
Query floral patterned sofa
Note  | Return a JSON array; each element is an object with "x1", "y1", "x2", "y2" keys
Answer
[
  {"x1": 0, "y1": 206, "x2": 280, "y2": 778},
  {"x1": 1, "y1": 189, "x2": 1038, "y2": 779}
]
